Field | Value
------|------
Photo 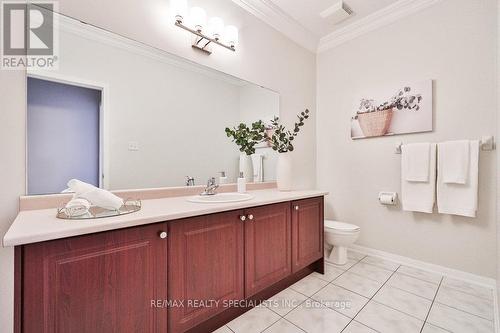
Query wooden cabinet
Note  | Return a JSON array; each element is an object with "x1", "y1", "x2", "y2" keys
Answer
[
  {"x1": 15, "y1": 196, "x2": 324, "y2": 333},
  {"x1": 244, "y1": 203, "x2": 291, "y2": 297},
  {"x1": 168, "y1": 210, "x2": 244, "y2": 333},
  {"x1": 291, "y1": 197, "x2": 324, "y2": 273},
  {"x1": 20, "y1": 222, "x2": 168, "y2": 333}
]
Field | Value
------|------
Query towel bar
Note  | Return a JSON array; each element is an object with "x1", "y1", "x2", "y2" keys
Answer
[{"x1": 395, "y1": 136, "x2": 495, "y2": 154}]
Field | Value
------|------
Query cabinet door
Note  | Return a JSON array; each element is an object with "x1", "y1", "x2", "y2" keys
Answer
[
  {"x1": 244, "y1": 202, "x2": 291, "y2": 297},
  {"x1": 22, "y1": 223, "x2": 169, "y2": 333},
  {"x1": 292, "y1": 197, "x2": 324, "y2": 273},
  {"x1": 168, "y1": 210, "x2": 244, "y2": 333}
]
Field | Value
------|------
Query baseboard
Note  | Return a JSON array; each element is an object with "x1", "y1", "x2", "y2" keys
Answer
[{"x1": 348, "y1": 244, "x2": 496, "y2": 289}]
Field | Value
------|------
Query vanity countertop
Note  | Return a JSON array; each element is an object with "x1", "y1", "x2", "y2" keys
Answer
[{"x1": 3, "y1": 189, "x2": 328, "y2": 247}]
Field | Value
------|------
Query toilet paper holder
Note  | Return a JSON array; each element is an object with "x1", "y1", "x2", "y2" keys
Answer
[{"x1": 379, "y1": 192, "x2": 398, "y2": 205}]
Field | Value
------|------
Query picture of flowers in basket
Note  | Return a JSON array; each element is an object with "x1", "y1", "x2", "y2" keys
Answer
[{"x1": 351, "y1": 80, "x2": 433, "y2": 139}]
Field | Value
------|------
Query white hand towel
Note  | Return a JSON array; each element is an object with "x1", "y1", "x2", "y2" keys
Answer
[
  {"x1": 402, "y1": 143, "x2": 431, "y2": 182},
  {"x1": 401, "y1": 143, "x2": 437, "y2": 213},
  {"x1": 77, "y1": 188, "x2": 124, "y2": 211},
  {"x1": 437, "y1": 140, "x2": 479, "y2": 217},
  {"x1": 439, "y1": 140, "x2": 470, "y2": 184},
  {"x1": 67, "y1": 178, "x2": 98, "y2": 194},
  {"x1": 67, "y1": 179, "x2": 124, "y2": 210}
]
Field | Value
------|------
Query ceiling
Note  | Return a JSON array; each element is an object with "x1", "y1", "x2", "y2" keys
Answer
[
  {"x1": 270, "y1": 0, "x2": 400, "y2": 38},
  {"x1": 231, "y1": 0, "x2": 440, "y2": 53}
]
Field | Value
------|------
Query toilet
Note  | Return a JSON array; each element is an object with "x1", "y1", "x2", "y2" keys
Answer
[{"x1": 324, "y1": 220, "x2": 360, "y2": 265}]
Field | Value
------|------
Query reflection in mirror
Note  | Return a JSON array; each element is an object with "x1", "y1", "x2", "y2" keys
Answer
[{"x1": 26, "y1": 12, "x2": 279, "y2": 195}]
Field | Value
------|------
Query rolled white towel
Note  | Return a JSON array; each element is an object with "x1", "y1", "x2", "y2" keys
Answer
[
  {"x1": 67, "y1": 179, "x2": 98, "y2": 194},
  {"x1": 67, "y1": 179, "x2": 124, "y2": 211},
  {"x1": 65, "y1": 198, "x2": 91, "y2": 217},
  {"x1": 77, "y1": 188, "x2": 124, "y2": 211}
]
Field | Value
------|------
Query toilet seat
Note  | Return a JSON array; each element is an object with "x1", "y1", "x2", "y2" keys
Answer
[{"x1": 324, "y1": 220, "x2": 360, "y2": 232}]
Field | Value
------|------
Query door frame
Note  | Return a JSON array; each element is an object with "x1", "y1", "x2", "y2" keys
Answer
[{"x1": 26, "y1": 71, "x2": 109, "y2": 191}]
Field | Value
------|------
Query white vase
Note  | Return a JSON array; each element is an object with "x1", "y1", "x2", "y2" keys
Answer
[
  {"x1": 276, "y1": 153, "x2": 292, "y2": 191},
  {"x1": 239, "y1": 153, "x2": 253, "y2": 182}
]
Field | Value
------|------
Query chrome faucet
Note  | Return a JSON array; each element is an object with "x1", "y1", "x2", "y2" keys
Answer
[
  {"x1": 186, "y1": 176, "x2": 195, "y2": 186},
  {"x1": 201, "y1": 177, "x2": 219, "y2": 196}
]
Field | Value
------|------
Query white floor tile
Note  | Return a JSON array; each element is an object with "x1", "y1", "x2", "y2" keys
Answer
[
  {"x1": 227, "y1": 306, "x2": 280, "y2": 333},
  {"x1": 347, "y1": 250, "x2": 366, "y2": 261},
  {"x1": 333, "y1": 271, "x2": 383, "y2": 298},
  {"x1": 421, "y1": 323, "x2": 451, "y2": 333},
  {"x1": 386, "y1": 272, "x2": 438, "y2": 299},
  {"x1": 342, "y1": 321, "x2": 378, "y2": 333},
  {"x1": 311, "y1": 263, "x2": 345, "y2": 282},
  {"x1": 284, "y1": 300, "x2": 351, "y2": 333},
  {"x1": 427, "y1": 303, "x2": 494, "y2": 333},
  {"x1": 264, "y1": 287, "x2": 308, "y2": 316},
  {"x1": 349, "y1": 262, "x2": 394, "y2": 283},
  {"x1": 290, "y1": 274, "x2": 329, "y2": 296},
  {"x1": 311, "y1": 283, "x2": 369, "y2": 318},
  {"x1": 356, "y1": 301, "x2": 423, "y2": 333},
  {"x1": 373, "y1": 285, "x2": 432, "y2": 320},
  {"x1": 360, "y1": 256, "x2": 400, "y2": 271},
  {"x1": 435, "y1": 286, "x2": 493, "y2": 320},
  {"x1": 441, "y1": 277, "x2": 493, "y2": 301},
  {"x1": 397, "y1": 266, "x2": 442, "y2": 285},
  {"x1": 263, "y1": 319, "x2": 305, "y2": 333},
  {"x1": 324, "y1": 255, "x2": 359, "y2": 270},
  {"x1": 211, "y1": 325, "x2": 233, "y2": 333}
]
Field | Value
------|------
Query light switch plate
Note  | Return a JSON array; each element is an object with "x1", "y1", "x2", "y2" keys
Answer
[{"x1": 128, "y1": 141, "x2": 139, "y2": 151}]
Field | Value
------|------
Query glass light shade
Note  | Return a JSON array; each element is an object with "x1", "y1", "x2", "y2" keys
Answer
[
  {"x1": 171, "y1": 0, "x2": 188, "y2": 23},
  {"x1": 224, "y1": 25, "x2": 239, "y2": 47},
  {"x1": 190, "y1": 7, "x2": 207, "y2": 32},
  {"x1": 208, "y1": 17, "x2": 224, "y2": 40}
]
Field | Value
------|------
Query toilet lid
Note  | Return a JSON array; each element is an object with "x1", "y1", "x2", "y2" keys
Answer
[{"x1": 325, "y1": 220, "x2": 360, "y2": 231}]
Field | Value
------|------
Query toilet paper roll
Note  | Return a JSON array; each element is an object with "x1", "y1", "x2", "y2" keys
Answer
[{"x1": 379, "y1": 192, "x2": 397, "y2": 205}]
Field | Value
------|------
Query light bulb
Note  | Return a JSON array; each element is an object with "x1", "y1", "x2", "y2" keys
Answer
[
  {"x1": 190, "y1": 7, "x2": 207, "y2": 32},
  {"x1": 208, "y1": 17, "x2": 224, "y2": 40},
  {"x1": 171, "y1": 0, "x2": 188, "y2": 23},
  {"x1": 224, "y1": 25, "x2": 238, "y2": 48}
]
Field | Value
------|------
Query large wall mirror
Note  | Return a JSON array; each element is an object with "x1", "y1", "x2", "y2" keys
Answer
[{"x1": 26, "y1": 10, "x2": 279, "y2": 195}]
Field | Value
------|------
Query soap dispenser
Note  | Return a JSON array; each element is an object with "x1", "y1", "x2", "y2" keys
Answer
[
  {"x1": 219, "y1": 171, "x2": 228, "y2": 185},
  {"x1": 237, "y1": 171, "x2": 246, "y2": 193}
]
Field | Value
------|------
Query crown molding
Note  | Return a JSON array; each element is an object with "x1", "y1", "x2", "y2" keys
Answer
[
  {"x1": 318, "y1": 0, "x2": 443, "y2": 52},
  {"x1": 230, "y1": 0, "x2": 318, "y2": 53}
]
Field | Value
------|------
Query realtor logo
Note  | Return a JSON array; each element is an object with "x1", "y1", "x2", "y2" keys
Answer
[{"x1": 1, "y1": 1, "x2": 58, "y2": 69}]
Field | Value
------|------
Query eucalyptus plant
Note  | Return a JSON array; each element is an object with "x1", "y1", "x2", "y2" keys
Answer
[
  {"x1": 266, "y1": 109, "x2": 310, "y2": 153},
  {"x1": 225, "y1": 120, "x2": 266, "y2": 155},
  {"x1": 357, "y1": 87, "x2": 423, "y2": 115}
]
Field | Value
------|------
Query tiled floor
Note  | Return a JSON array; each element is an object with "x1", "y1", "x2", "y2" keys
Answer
[{"x1": 214, "y1": 250, "x2": 496, "y2": 333}]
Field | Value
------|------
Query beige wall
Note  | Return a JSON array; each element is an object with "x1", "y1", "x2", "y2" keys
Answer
[
  {"x1": 317, "y1": 0, "x2": 497, "y2": 278},
  {"x1": 0, "y1": 0, "x2": 316, "y2": 331}
]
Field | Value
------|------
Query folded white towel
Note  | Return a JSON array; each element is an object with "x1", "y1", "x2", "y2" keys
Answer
[
  {"x1": 401, "y1": 143, "x2": 437, "y2": 213},
  {"x1": 402, "y1": 143, "x2": 431, "y2": 182},
  {"x1": 65, "y1": 198, "x2": 91, "y2": 217},
  {"x1": 67, "y1": 179, "x2": 124, "y2": 211},
  {"x1": 439, "y1": 140, "x2": 470, "y2": 184},
  {"x1": 437, "y1": 140, "x2": 479, "y2": 217}
]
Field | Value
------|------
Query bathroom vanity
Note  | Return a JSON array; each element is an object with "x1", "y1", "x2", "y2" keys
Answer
[{"x1": 6, "y1": 189, "x2": 326, "y2": 333}]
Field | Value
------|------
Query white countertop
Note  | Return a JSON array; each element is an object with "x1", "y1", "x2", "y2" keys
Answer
[{"x1": 3, "y1": 189, "x2": 328, "y2": 247}]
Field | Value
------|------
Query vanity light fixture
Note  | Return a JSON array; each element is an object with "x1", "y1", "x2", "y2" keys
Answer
[{"x1": 171, "y1": 0, "x2": 238, "y2": 54}]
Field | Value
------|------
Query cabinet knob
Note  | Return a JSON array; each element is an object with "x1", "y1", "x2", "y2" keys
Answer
[
  {"x1": 159, "y1": 231, "x2": 167, "y2": 239},
  {"x1": 239, "y1": 215, "x2": 247, "y2": 221},
  {"x1": 294, "y1": 205, "x2": 299, "y2": 211},
  {"x1": 247, "y1": 214, "x2": 254, "y2": 220}
]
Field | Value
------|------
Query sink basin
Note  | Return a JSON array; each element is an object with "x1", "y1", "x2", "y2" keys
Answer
[{"x1": 188, "y1": 192, "x2": 254, "y2": 203}]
